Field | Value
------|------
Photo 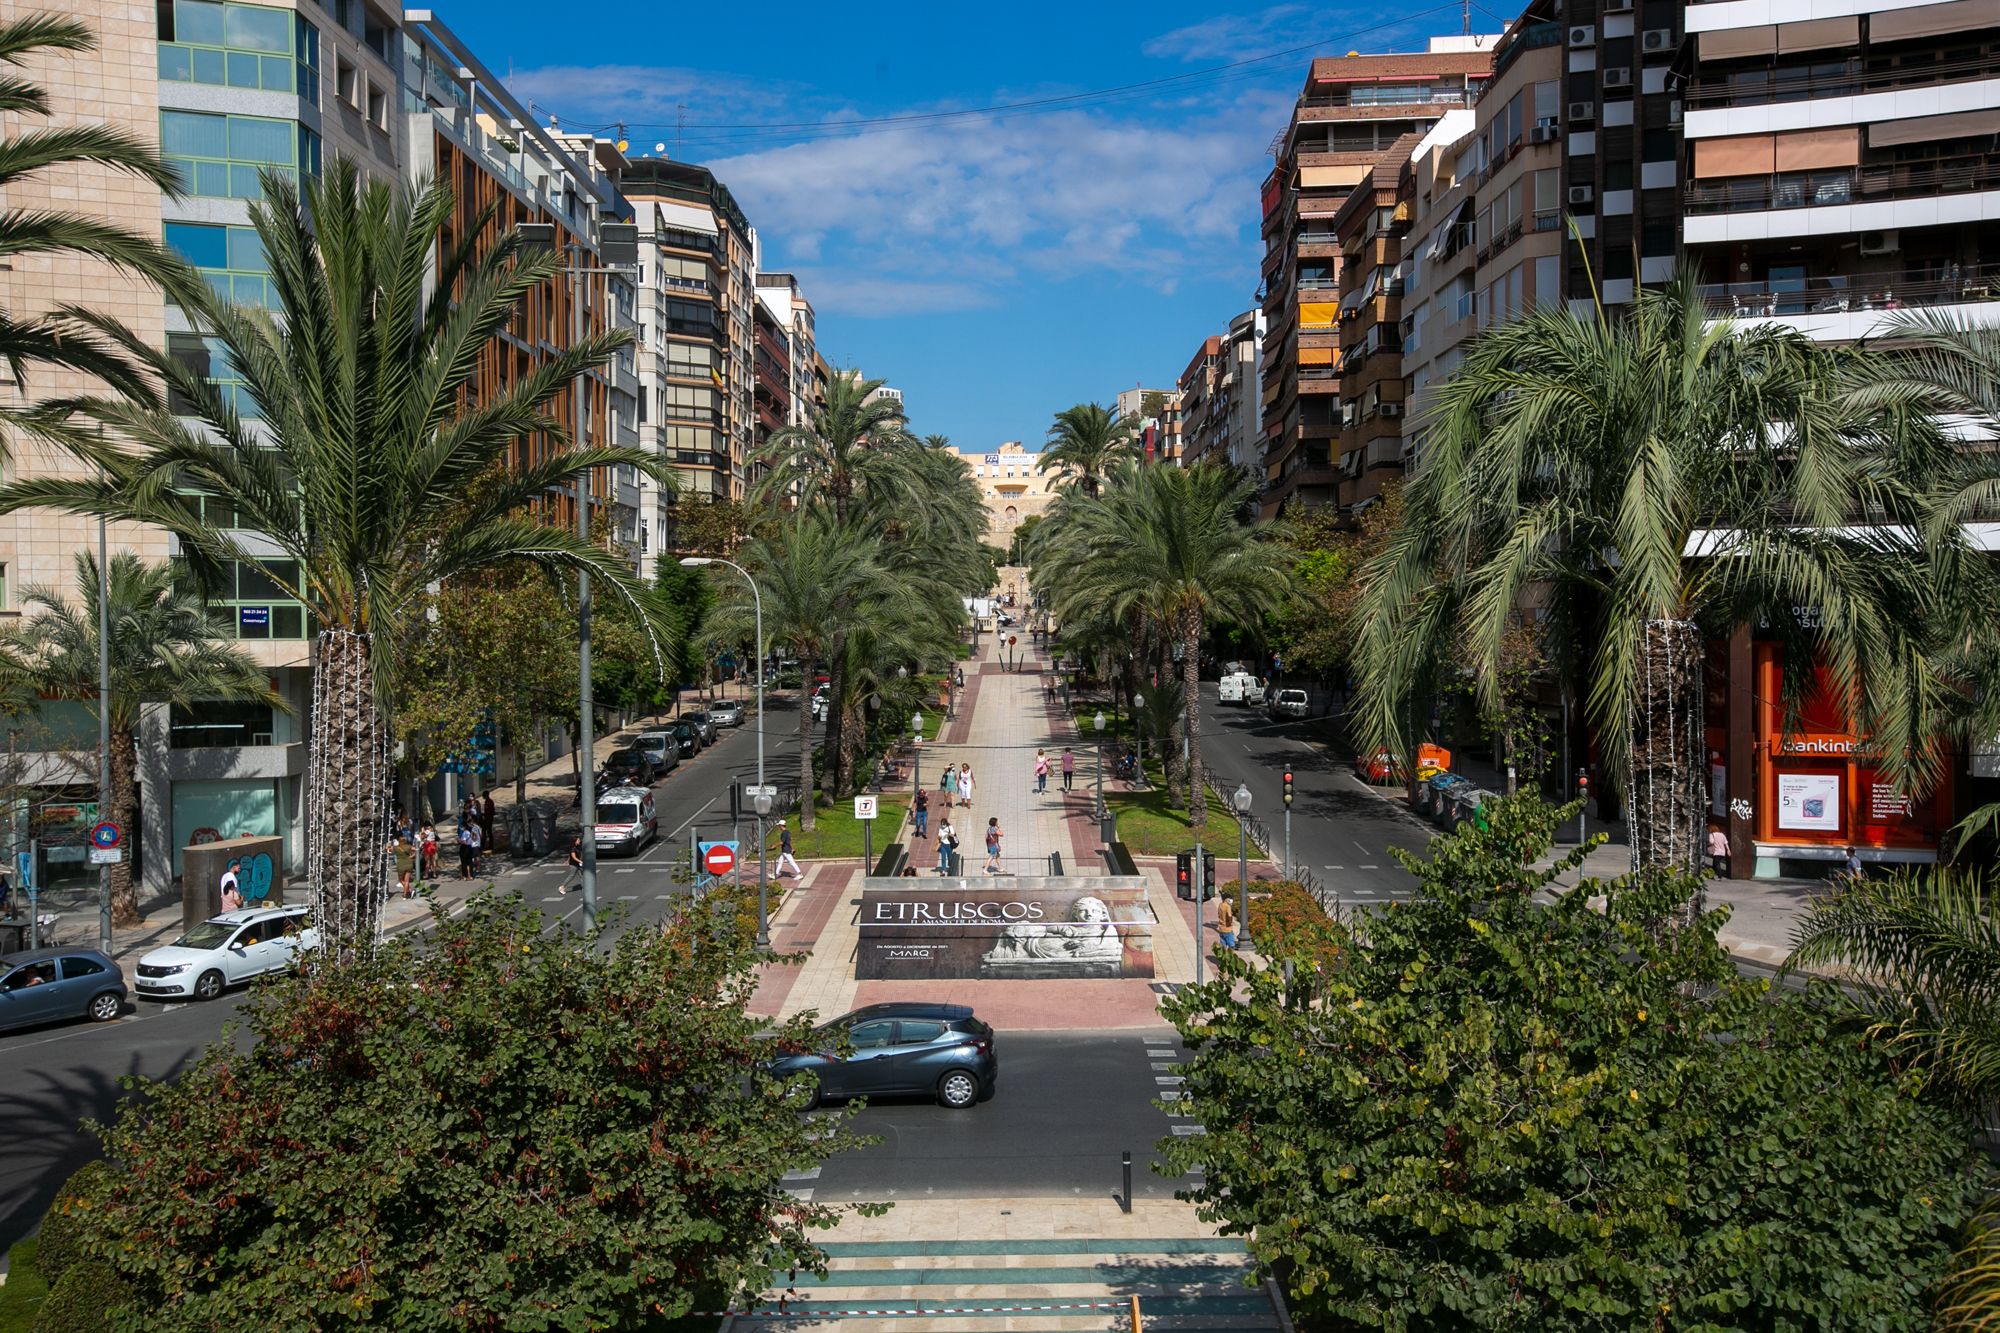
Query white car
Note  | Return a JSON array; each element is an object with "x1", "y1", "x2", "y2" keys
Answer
[
  {"x1": 134, "y1": 905, "x2": 318, "y2": 1002},
  {"x1": 594, "y1": 785, "x2": 659, "y2": 856},
  {"x1": 1269, "y1": 688, "x2": 1310, "y2": 718},
  {"x1": 1241, "y1": 676, "x2": 1267, "y2": 706}
]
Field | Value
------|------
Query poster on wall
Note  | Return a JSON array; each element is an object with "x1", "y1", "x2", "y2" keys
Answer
[
  {"x1": 856, "y1": 885, "x2": 1154, "y2": 980},
  {"x1": 1777, "y1": 772, "x2": 1843, "y2": 832}
]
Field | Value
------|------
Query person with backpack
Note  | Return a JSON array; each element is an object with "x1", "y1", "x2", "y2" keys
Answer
[
  {"x1": 457, "y1": 819, "x2": 480, "y2": 880},
  {"x1": 935, "y1": 817, "x2": 957, "y2": 875}
]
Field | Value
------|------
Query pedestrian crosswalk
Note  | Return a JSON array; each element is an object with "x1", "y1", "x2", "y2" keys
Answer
[{"x1": 736, "y1": 1236, "x2": 1283, "y2": 1332}]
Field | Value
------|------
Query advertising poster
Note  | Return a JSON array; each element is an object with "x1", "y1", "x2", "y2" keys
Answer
[
  {"x1": 1777, "y1": 772, "x2": 1843, "y2": 832},
  {"x1": 857, "y1": 885, "x2": 1154, "y2": 980}
]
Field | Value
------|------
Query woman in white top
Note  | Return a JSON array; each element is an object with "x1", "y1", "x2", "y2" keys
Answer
[{"x1": 958, "y1": 763, "x2": 975, "y2": 808}]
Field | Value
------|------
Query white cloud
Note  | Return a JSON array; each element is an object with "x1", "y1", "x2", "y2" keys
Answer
[
  {"x1": 790, "y1": 271, "x2": 999, "y2": 319},
  {"x1": 1142, "y1": 5, "x2": 1313, "y2": 62}
]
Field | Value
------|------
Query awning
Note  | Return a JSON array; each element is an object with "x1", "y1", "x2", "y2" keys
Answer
[
  {"x1": 1869, "y1": 108, "x2": 2000, "y2": 148},
  {"x1": 1871, "y1": 0, "x2": 1990, "y2": 43},
  {"x1": 1299, "y1": 301, "x2": 1338, "y2": 329},
  {"x1": 1301, "y1": 164, "x2": 1370, "y2": 189},
  {"x1": 1694, "y1": 134, "x2": 1775, "y2": 178},
  {"x1": 1777, "y1": 15, "x2": 1859, "y2": 52},
  {"x1": 1773, "y1": 126, "x2": 1860, "y2": 171},
  {"x1": 1698, "y1": 26, "x2": 1775, "y2": 60},
  {"x1": 651, "y1": 199, "x2": 718, "y2": 235},
  {"x1": 1298, "y1": 347, "x2": 1335, "y2": 366}
]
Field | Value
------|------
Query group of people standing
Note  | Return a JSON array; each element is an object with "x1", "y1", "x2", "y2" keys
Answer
[{"x1": 382, "y1": 793, "x2": 497, "y2": 901}]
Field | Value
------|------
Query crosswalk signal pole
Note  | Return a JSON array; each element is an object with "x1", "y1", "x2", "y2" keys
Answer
[{"x1": 1282, "y1": 769, "x2": 1294, "y2": 879}]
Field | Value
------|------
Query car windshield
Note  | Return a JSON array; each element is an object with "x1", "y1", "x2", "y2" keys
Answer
[
  {"x1": 172, "y1": 920, "x2": 238, "y2": 949},
  {"x1": 673, "y1": 725, "x2": 694, "y2": 737},
  {"x1": 598, "y1": 802, "x2": 641, "y2": 824}
]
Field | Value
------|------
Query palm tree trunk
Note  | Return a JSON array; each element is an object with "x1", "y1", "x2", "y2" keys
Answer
[
  {"x1": 797, "y1": 653, "x2": 818, "y2": 831},
  {"x1": 108, "y1": 727, "x2": 141, "y2": 927},
  {"x1": 1628, "y1": 618, "x2": 1705, "y2": 889},
  {"x1": 1180, "y1": 608, "x2": 1207, "y2": 830},
  {"x1": 306, "y1": 628, "x2": 389, "y2": 961}
]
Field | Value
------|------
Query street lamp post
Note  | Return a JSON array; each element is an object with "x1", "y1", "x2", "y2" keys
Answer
[
  {"x1": 1092, "y1": 710, "x2": 1107, "y2": 824},
  {"x1": 1133, "y1": 693, "x2": 1145, "y2": 785},
  {"x1": 681, "y1": 557, "x2": 766, "y2": 942},
  {"x1": 912, "y1": 710, "x2": 924, "y2": 842},
  {"x1": 1232, "y1": 783, "x2": 1252, "y2": 950}
]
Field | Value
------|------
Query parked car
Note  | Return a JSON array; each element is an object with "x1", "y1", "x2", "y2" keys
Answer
[
  {"x1": 768, "y1": 1002, "x2": 996, "y2": 1110},
  {"x1": 134, "y1": 905, "x2": 317, "y2": 1002},
  {"x1": 670, "y1": 720, "x2": 702, "y2": 757},
  {"x1": 682, "y1": 711, "x2": 717, "y2": 744},
  {"x1": 633, "y1": 730, "x2": 680, "y2": 775},
  {"x1": 600, "y1": 747, "x2": 657, "y2": 787},
  {"x1": 0, "y1": 947, "x2": 127, "y2": 1030},
  {"x1": 709, "y1": 700, "x2": 746, "y2": 728},
  {"x1": 1241, "y1": 676, "x2": 1267, "y2": 706},
  {"x1": 1269, "y1": 688, "x2": 1310, "y2": 719},
  {"x1": 593, "y1": 785, "x2": 659, "y2": 856}
]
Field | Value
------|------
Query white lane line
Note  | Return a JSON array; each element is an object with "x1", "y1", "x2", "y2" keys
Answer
[
  {"x1": 615, "y1": 894, "x2": 638, "y2": 901},
  {"x1": 614, "y1": 867, "x2": 637, "y2": 874},
  {"x1": 1151, "y1": 1062, "x2": 1176, "y2": 1071},
  {"x1": 1171, "y1": 1124, "x2": 1206, "y2": 1136},
  {"x1": 784, "y1": 1187, "x2": 814, "y2": 1201},
  {"x1": 1155, "y1": 1075, "x2": 1185, "y2": 1085},
  {"x1": 1360, "y1": 864, "x2": 1379, "y2": 870},
  {"x1": 1324, "y1": 865, "x2": 1344, "y2": 871},
  {"x1": 1146, "y1": 1049, "x2": 1176, "y2": 1059},
  {"x1": 782, "y1": 1167, "x2": 822, "y2": 1182},
  {"x1": 1354, "y1": 840, "x2": 1369, "y2": 854}
]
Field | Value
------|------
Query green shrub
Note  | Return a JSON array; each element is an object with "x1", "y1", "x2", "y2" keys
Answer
[
  {"x1": 1236, "y1": 879, "x2": 1342, "y2": 967},
  {"x1": 30, "y1": 1163, "x2": 110, "y2": 1287},
  {"x1": 0, "y1": 1239, "x2": 50, "y2": 1333},
  {"x1": 31, "y1": 1260, "x2": 127, "y2": 1333}
]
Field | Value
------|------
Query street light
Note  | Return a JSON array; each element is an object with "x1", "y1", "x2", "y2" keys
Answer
[
  {"x1": 1093, "y1": 710, "x2": 1108, "y2": 824},
  {"x1": 912, "y1": 710, "x2": 924, "y2": 838},
  {"x1": 1232, "y1": 783, "x2": 1252, "y2": 950},
  {"x1": 1133, "y1": 693, "x2": 1145, "y2": 785},
  {"x1": 681, "y1": 556, "x2": 766, "y2": 944}
]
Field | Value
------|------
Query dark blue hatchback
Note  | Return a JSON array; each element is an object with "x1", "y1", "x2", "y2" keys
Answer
[{"x1": 771, "y1": 1002, "x2": 997, "y2": 1110}]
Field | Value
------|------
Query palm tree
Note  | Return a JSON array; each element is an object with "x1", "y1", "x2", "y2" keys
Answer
[
  {"x1": 0, "y1": 16, "x2": 200, "y2": 438},
  {"x1": 921, "y1": 433, "x2": 953, "y2": 452},
  {"x1": 0, "y1": 160, "x2": 664, "y2": 958},
  {"x1": 1044, "y1": 462, "x2": 1290, "y2": 828},
  {"x1": 0, "y1": 553, "x2": 277, "y2": 925},
  {"x1": 1036, "y1": 403, "x2": 1136, "y2": 500},
  {"x1": 1350, "y1": 272, "x2": 1959, "y2": 878},
  {"x1": 752, "y1": 371, "x2": 914, "y2": 521}
]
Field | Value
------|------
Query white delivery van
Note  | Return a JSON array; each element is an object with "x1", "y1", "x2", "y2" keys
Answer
[
  {"x1": 1241, "y1": 676, "x2": 1267, "y2": 706},
  {"x1": 1217, "y1": 674, "x2": 1247, "y2": 704}
]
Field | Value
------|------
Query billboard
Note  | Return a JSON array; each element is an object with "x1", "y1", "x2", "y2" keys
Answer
[{"x1": 856, "y1": 884, "x2": 1154, "y2": 980}]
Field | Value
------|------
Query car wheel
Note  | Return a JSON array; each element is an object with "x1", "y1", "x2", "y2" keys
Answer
[
  {"x1": 937, "y1": 1070, "x2": 980, "y2": 1109},
  {"x1": 789, "y1": 1074, "x2": 822, "y2": 1112},
  {"x1": 86, "y1": 990, "x2": 122, "y2": 1022},
  {"x1": 193, "y1": 969, "x2": 225, "y2": 1001}
]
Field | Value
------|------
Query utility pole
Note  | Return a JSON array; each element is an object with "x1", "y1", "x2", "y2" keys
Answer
[{"x1": 96, "y1": 471, "x2": 111, "y2": 955}]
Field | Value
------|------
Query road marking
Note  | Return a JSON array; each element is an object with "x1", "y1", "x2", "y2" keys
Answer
[
  {"x1": 782, "y1": 1167, "x2": 822, "y2": 1182},
  {"x1": 1354, "y1": 840, "x2": 1369, "y2": 854},
  {"x1": 614, "y1": 867, "x2": 637, "y2": 874},
  {"x1": 1150, "y1": 1061, "x2": 1175, "y2": 1071},
  {"x1": 1324, "y1": 865, "x2": 1344, "y2": 870},
  {"x1": 1155, "y1": 1074, "x2": 1184, "y2": 1085},
  {"x1": 615, "y1": 894, "x2": 638, "y2": 901},
  {"x1": 1360, "y1": 864, "x2": 1379, "y2": 870},
  {"x1": 1171, "y1": 1124, "x2": 1206, "y2": 1136},
  {"x1": 784, "y1": 1187, "x2": 814, "y2": 1202}
]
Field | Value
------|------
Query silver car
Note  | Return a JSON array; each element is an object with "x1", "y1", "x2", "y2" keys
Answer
[{"x1": 710, "y1": 701, "x2": 746, "y2": 728}]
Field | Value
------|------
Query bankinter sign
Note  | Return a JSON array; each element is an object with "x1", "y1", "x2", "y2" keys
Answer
[{"x1": 856, "y1": 885, "x2": 1154, "y2": 980}]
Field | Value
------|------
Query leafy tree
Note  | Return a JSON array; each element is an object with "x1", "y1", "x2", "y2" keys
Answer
[
  {"x1": 77, "y1": 892, "x2": 874, "y2": 1331},
  {"x1": 671, "y1": 496, "x2": 748, "y2": 557},
  {"x1": 1350, "y1": 272, "x2": 1958, "y2": 879},
  {"x1": 0, "y1": 159, "x2": 665, "y2": 958},
  {"x1": 1037, "y1": 403, "x2": 1136, "y2": 499},
  {"x1": 1162, "y1": 799, "x2": 1988, "y2": 1331},
  {"x1": 1037, "y1": 462, "x2": 1290, "y2": 827},
  {"x1": 0, "y1": 553, "x2": 277, "y2": 924},
  {"x1": 0, "y1": 16, "x2": 200, "y2": 445}
]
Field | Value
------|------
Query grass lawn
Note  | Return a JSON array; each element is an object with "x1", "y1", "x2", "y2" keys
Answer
[
  {"x1": 0, "y1": 1240, "x2": 47, "y2": 1333},
  {"x1": 1103, "y1": 784, "x2": 1246, "y2": 857},
  {"x1": 764, "y1": 795, "x2": 909, "y2": 860}
]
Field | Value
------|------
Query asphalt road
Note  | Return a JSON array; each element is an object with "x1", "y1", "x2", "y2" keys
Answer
[{"x1": 1190, "y1": 684, "x2": 1431, "y2": 907}]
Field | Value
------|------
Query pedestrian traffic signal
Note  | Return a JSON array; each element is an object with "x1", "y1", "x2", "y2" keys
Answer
[
  {"x1": 1202, "y1": 850, "x2": 1217, "y2": 897},
  {"x1": 1283, "y1": 770, "x2": 1294, "y2": 806},
  {"x1": 1175, "y1": 851, "x2": 1192, "y2": 899}
]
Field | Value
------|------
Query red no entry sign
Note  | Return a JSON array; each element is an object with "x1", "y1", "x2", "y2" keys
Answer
[{"x1": 702, "y1": 844, "x2": 736, "y2": 876}]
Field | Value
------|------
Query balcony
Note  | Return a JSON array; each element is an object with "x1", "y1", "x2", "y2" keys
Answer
[
  {"x1": 1298, "y1": 367, "x2": 1340, "y2": 394},
  {"x1": 1686, "y1": 54, "x2": 2000, "y2": 112},
  {"x1": 1684, "y1": 156, "x2": 2000, "y2": 216},
  {"x1": 1700, "y1": 263, "x2": 2000, "y2": 318}
]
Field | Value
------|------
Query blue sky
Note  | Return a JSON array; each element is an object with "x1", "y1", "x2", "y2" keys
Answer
[{"x1": 456, "y1": 2, "x2": 1463, "y2": 448}]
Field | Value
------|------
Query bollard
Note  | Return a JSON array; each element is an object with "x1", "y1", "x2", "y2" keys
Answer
[
  {"x1": 1129, "y1": 1293, "x2": 1143, "y2": 1333},
  {"x1": 1121, "y1": 1150, "x2": 1132, "y2": 1213}
]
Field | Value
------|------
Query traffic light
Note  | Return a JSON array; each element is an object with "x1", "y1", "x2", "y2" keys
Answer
[
  {"x1": 1175, "y1": 851, "x2": 1193, "y2": 900},
  {"x1": 1283, "y1": 769, "x2": 1294, "y2": 806},
  {"x1": 1201, "y1": 849, "x2": 1217, "y2": 899}
]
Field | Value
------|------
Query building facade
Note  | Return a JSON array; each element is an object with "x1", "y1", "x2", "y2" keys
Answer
[{"x1": 1331, "y1": 133, "x2": 1422, "y2": 512}]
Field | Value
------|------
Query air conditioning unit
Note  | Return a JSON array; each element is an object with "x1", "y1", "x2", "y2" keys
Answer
[
  {"x1": 1858, "y1": 230, "x2": 1901, "y2": 256},
  {"x1": 1379, "y1": 403, "x2": 1405, "y2": 418},
  {"x1": 1531, "y1": 124, "x2": 1559, "y2": 143},
  {"x1": 1668, "y1": 99, "x2": 1683, "y2": 124},
  {"x1": 1568, "y1": 24, "x2": 1595, "y2": 46},
  {"x1": 1568, "y1": 100, "x2": 1596, "y2": 121},
  {"x1": 1642, "y1": 29, "x2": 1675, "y2": 52},
  {"x1": 1568, "y1": 185, "x2": 1596, "y2": 205},
  {"x1": 1602, "y1": 66, "x2": 1633, "y2": 88}
]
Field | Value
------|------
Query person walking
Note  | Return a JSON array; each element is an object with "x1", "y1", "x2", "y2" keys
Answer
[
  {"x1": 419, "y1": 823, "x2": 439, "y2": 883},
  {"x1": 394, "y1": 835, "x2": 416, "y2": 899},
  {"x1": 1061, "y1": 747, "x2": 1075, "y2": 792},
  {"x1": 1034, "y1": 749, "x2": 1050, "y2": 795},
  {"x1": 958, "y1": 763, "x2": 975, "y2": 809},
  {"x1": 775, "y1": 820, "x2": 802, "y2": 879},
  {"x1": 1216, "y1": 892, "x2": 1239, "y2": 950},
  {"x1": 1842, "y1": 844, "x2": 1864, "y2": 882},
  {"x1": 913, "y1": 788, "x2": 930, "y2": 840},
  {"x1": 939, "y1": 762, "x2": 957, "y2": 810},
  {"x1": 1707, "y1": 825, "x2": 1730, "y2": 877},
  {"x1": 983, "y1": 818, "x2": 1002, "y2": 875},
  {"x1": 480, "y1": 791, "x2": 496, "y2": 857},
  {"x1": 457, "y1": 818, "x2": 479, "y2": 880},
  {"x1": 936, "y1": 817, "x2": 957, "y2": 875},
  {"x1": 558, "y1": 837, "x2": 584, "y2": 894}
]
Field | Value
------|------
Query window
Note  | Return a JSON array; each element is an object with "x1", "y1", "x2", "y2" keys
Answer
[
  {"x1": 365, "y1": 80, "x2": 386, "y2": 131},
  {"x1": 171, "y1": 698, "x2": 279, "y2": 748},
  {"x1": 335, "y1": 53, "x2": 357, "y2": 104},
  {"x1": 164, "y1": 222, "x2": 277, "y2": 309},
  {"x1": 157, "y1": 1, "x2": 302, "y2": 94},
  {"x1": 295, "y1": 16, "x2": 319, "y2": 106},
  {"x1": 896, "y1": 1020, "x2": 945, "y2": 1044},
  {"x1": 167, "y1": 333, "x2": 259, "y2": 417},
  {"x1": 161, "y1": 110, "x2": 314, "y2": 198},
  {"x1": 2, "y1": 962, "x2": 56, "y2": 991},
  {"x1": 61, "y1": 956, "x2": 107, "y2": 981},
  {"x1": 847, "y1": 1020, "x2": 897, "y2": 1050}
]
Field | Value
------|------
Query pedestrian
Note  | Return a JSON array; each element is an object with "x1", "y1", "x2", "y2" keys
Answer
[
  {"x1": 480, "y1": 791, "x2": 496, "y2": 855},
  {"x1": 1034, "y1": 749, "x2": 1050, "y2": 794},
  {"x1": 219, "y1": 859, "x2": 244, "y2": 913},
  {"x1": 1843, "y1": 844, "x2": 1863, "y2": 881},
  {"x1": 958, "y1": 763, "x2": 975, "y2": 809},
  {"x1": 955, "y1": 666, "x2": 965, "y2": 688},
  {"x1": 936, "y1": 817, "x2": 957, "y2": 875},
  {"x1": 775, "y1": 820, "x2": 802, "y2": 878},
  {"x1": 914, "y1": 788, "x2": 930, "y2": 839},
  {"x1": 394, "y1": 835, "x2": 416, "y2": 899},
  {"x1": 1216, "y1": 893, "x2": 1238, "y2": 950},
  {"x1": 559, "y1": 837, "x2": 583, "y2": 894},
  {"x1": 1707, "y1": 825, "x2": 1730, "y2": 877},
  {"x1": 983, "y1": 817, "x2": 1002, "y2": 874},
  {"x1": 940, "y1": 762, "x2": 957, "y2": 810},
  {"x1": 1061, "y1": 747, "x2": 1075, "y2": 792},
  {"x1": 457, "y1": 819, "x2": 478, "y2": 879},
  {"x1": 419, "y1": 823, "x2": 439, "y2": 882}
]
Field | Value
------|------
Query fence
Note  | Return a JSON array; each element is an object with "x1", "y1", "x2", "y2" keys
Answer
[{"x1": 1199, "y1": 774, "x2": 1339, "y2": 917}]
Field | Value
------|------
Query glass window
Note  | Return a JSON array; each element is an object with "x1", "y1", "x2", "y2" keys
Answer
[
  {"x1": 237, "y1": 559, "x2": 298, "y2": 600},
  {"x1": 848, "y1": 1020, "x2": 897, "y2": 1050},
  {"x1": 164, "y1": 222, "x2": 229, "y2": 269},
  {"x1": 175, "y1": 0, "x2": 226, "y2": 46},
  {"x1": 896, "y1": 1020, "x2": 945, "y2": 1044},
  {"x1": 229, "y1": 116, "x2": 292, "y2": 163},
  {"x1": 170, "y1": 698, "x2": 277, "y2": 748},
  {"x1": 61, "y1": 956, "x2": 106, "y2": 980},
  {"x1": 162, "y1": 111, "x2": 296, "y2": 199},
  {"x1": 163, "y1": 110, "x2": 229, "y2": 158},
  {"x1": 222, "y1": 4, "x2": 289, "y2": 52}
]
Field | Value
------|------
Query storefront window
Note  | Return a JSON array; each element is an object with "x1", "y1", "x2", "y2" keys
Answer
[{"x1": 170, "y1": 699, "x2": 278, "y2": 748}]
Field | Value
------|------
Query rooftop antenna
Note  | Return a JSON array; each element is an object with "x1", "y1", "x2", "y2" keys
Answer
[{"x1": 1462, "y1": 0, "x2": 1471, "y2": 33}]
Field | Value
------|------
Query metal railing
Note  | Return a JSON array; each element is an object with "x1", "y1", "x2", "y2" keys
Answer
[
  {"x1": 1701, "y1": 264, "x2": 2000, "y2": 318},
  {"x1": 1684, "y1": 157, "x2": 2000, "y2": 215},
  {"x1": 1685, "y1": 53, "x2": 2000, "y2": 110},
  {"x1": 1198, "y1": 775, "x2": 1340, "y2": 917}
]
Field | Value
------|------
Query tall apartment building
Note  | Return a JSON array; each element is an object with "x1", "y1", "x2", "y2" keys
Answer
[
  {"x1": 1681, "y1": 1, "x2": 2000, "y2": 343},
  {"x1": 751, "y1": 295, "x2": 792, "y2": 461},
  {"x1": 3, "y1": 3, "x2": 637, "y2": 892},
  {"x1": 1176, "y1": 311, "x2": 1266, "y2": 473},
  {"x1": 1258, "y1": 41, "x2": 1497, "y2": 517},
  {"x1": 1331, "y1": 133, "x2": 1422, "y2": 512},
  {"x1": 754, "y1": 272, "x2": 824, "y2": 429}
]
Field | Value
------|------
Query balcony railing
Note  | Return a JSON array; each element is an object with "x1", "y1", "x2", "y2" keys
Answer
[
  {"x1": 1700, "y1": 263, "x2": 2000, "y2": 318},
  {"x1": 1685, "y1": 156, "x2": 2000, "y2": 215},
  {"x1": 1686, "y1": 53, "x2": 2000, "y2": 111},
  {"x1": 1298, "y1": 89, "x2": 1473, "y2": 110}
]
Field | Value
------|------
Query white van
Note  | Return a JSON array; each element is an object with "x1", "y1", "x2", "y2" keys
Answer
[
  {"x1": 594, "y1": 785, "x2": 659, "y2": 856},
  {"x1": 1218, "y1": 674, "x2": 1247, "y2": 705},
  {"x1": 1240, "y1": 676, "x2": 1267, "y2": 706}
]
